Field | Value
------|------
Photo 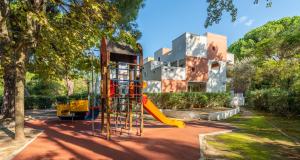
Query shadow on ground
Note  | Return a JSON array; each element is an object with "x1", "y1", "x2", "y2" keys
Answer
[{"x1": 22, "y1": 118, "x2": 221, "y2": 160}]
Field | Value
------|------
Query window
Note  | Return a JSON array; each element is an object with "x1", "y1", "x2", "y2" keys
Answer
[
  {"x1": 179, "y1": 59, "x2": 185, "y2": 67},
  {"x1": 211, "y1": 62, "x2": 220, "y2": 73},
  {"x1": 191, "y1": 67, "x2": 195, "y2": 72},
  {"x1": 158, "y1": 57, "x2": 160, "y2": 61},
  {"x1": 188, "y1": 82, "x2": 206, "y2": 92},
  {"x1": 212, "y1": 46, "x2": 216, "y2": 51},
  {"x1": 171, "y1": 61, "x2": 177, "y2": 67}
]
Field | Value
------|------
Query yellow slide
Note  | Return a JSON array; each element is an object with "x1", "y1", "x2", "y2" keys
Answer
[{"x1": 142, "y1": 94, "x2": 185, "y2": 128}]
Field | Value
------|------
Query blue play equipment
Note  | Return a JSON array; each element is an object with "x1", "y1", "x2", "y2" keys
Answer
[{"x1": 85, "y1": 107, "x2": 100, "y2": 120}]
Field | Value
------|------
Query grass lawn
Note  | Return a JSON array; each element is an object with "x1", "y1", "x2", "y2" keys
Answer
[{"x1": 206, "y1": 109, "x2": 300, "y2": 160}]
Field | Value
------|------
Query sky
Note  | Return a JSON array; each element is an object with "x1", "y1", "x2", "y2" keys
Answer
[{"x1": 136, "y1": 0, "x2": 300, "y2": 58}]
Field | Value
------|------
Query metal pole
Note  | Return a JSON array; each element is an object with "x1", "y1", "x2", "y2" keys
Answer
[{"x1": 91, "y1": 53, "x2": 95, "y2": 135}]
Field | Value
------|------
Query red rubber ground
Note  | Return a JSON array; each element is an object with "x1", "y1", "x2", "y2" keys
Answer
[{"x1": 13, "y1": 118, "x2": 232, "y2": 160}]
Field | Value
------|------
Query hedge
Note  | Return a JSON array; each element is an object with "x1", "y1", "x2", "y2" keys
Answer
[
  {"x1": 0, "y1": 92, "x2": 92, "y2": 110},
  {"x1": 25, "y1": 96, "x2": 55, "y2": 109},
  {"x1": 245, "y1": 88, "x2": 300, "y2": 116},
  {"x1": 0, "y1": 92, "x2": 231, "y2": 110},
  {"x1": 147, "y1": 92, "x2": 231, "y2": 110}
]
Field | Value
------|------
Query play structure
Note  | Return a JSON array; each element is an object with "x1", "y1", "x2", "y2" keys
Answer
[
  {"x1": 57, "y1": 100, "x2": 99, "y2": 120},
  {"x1": 56, "y1": 37, "x2": 184, "y2": 139}
]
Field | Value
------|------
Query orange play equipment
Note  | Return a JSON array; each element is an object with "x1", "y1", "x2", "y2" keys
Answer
[
  {"x1": 100, "y1": 37, "x2": 184, "y2": 140},
  {"x1": 142, "y1": 94, "x2": 185, "y2": 128},
  {"x1": 110, "y1": 81, "x2": 185, "y2": 128}
]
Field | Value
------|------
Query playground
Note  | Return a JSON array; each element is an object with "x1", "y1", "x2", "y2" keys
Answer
[
  {"x1": 2, "y1": 1, "x2": 300, "y2": 159},
  {"x1": 9, "y1": 113, "x2": 232, "y2": 160},
  {"x1": 0, "y1": 37, "x2": 233, "y2": 160}
]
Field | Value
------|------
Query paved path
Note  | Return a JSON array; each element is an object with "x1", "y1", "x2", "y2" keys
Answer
[{"x1": 13, "y1": 118, "x2": 233, "y2": 160}]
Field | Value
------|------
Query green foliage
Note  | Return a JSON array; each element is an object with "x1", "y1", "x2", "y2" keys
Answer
[
  {"x1": 246, "y1": 88, "x2": 300, "y2": 116},
  {"x1": 1, "y1": 0, "x2": 145, "y2": 88},
  {"x1": 0, "y1": 92, "x2": 91, "y2": 110},
  {"x1": 73, "y1": 78, "x2": 88, "y2": 95},
  {"x1": 147, "y1": 92, "x2": 231, "y2": 110},
  {"x1": 25, "y1": 96, "x2": 55, "y2": 109},
  {"x1": 205, "y1": 0, "x2": 272, "y2": 28},
  {"x1": 207, "y1": 112, "x2": 300, "y2": 160},
  {"x1": 229, "y1": 17, "x2": 300, "y2": 116},
  {"x1": 112, "y1": 0, "x2": 145, "y2": 39},
  {"x1": 25, "y1": 73, "x2": 89, "y2": 96},
  {"x1": 229, "y1": 16, "x2": 300, "y2": 60},
  {"x1": 56, "y1": 92, "x2": 89, "y2": 104},
  {"x1": 27, "y1": 79, "x2": 66, "y2": 96}
]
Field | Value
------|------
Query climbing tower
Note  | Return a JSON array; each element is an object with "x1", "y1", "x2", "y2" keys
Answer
[{"x1": 100, "y1": 37, "x2": 144, "y2": 139}]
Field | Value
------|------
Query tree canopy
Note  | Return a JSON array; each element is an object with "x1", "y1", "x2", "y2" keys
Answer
[
  {"x1": 205, "y1": 0, "x2": 272, "y2": 28},
  {"x1": 230, "y1": 16, "x2": 300, "y2": 94},
  {"x1": 0, "y1": 0, "x2": 144, "y2": 140},
  {"x1": 229, "y1": 16, "x2": 300, "y2": 60}
]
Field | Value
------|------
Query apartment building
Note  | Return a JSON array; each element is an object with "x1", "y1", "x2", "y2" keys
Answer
[{"x1": 143, "y1": 32, "x2": 234, "y2": 93}]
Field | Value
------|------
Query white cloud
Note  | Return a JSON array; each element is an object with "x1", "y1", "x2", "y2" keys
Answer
[
  {"x1": 239, "y1": 16, "x2": 248, "y2": 23},
  {"x1": 245, "y1": 19, "x2": 254, "y2": 26},
  {"x1": 234, "y1": 16, "x2": 254, "y2": 27}
]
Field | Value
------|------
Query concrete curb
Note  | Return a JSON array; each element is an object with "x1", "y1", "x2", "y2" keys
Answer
[
  {"x1": 6, "y1": 130, "x2": 44, "y2": 160},
  {"x1": 161, "y1": 107, "x2": 240, "y2": 121},
  {"x1": 198, "y1": 130, "x2": 233, "y2": 160},
  {"x1": 206, "y1": 107, "x2": 240, "y2": 121}
]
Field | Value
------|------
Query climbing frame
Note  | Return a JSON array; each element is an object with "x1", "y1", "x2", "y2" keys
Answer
[{"x1": 100, "y1": 37, "x2": 144, "y2": 139}]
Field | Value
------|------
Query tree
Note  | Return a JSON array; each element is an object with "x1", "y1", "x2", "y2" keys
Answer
[
  {"x1": 229, "y1": 16, "x2": 300, "y2": 60},
  {"x1": 205, "y1": 0, "x2": 272, "y2": 28},
  {"x1": 232, "y1": 57, "x2": 257, "y2": 93},
  {"x1": 229, "y1": 16, "x2": 300, "y2": 95},
  {"x1": 0, "y1": 0, "x2": 144, "y2": 140}
]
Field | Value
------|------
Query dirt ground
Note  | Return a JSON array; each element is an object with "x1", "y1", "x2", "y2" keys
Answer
[
  {"x1": 0, "y1": 109, "x2": 55, "y2": 160},
  {"x1": 2, "y1": 110, "x2": 233, "y2": 160}
]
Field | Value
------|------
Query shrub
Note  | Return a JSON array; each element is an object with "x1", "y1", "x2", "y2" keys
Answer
[
  {"x1": 25, "y1": 96, "x2": 55, "y2": 109},
  {"x1": 1, "y1": 92, "x2": 233, "y2": 111},
  {"x1": 245, "y1": 88, "x2": 300, "y2": 116},
  {"x1": 147, "y1": 92, "x2": 231, "y2": 110}
]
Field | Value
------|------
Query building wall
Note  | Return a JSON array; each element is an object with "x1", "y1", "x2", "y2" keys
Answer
[
  {"x1": 155, "y1": 33, "x2": 208, "y2": 67},
  {"x1": 161, "y1": 66, "x2": 186, "y2": 80},
  {"x1": 170, "y1": 33, "x2": 187, "y2": 62},
  {"x1": 227, "y1": 53, "x2": 234, "y2": 65},
  {"x1": 154, "y1": 48, "x2": 171, "y2": 62},
  {"x1": 143, "y1": 61, "x2": 162, "y2": 81},
  {"x1": 185, "y1": 56, "x2": 208, "y2": 82},
  {"x1": 144, "y1": 81, "x2": 161, "y2": 93},
  {"x1": 206, "y1": 32, "x2": 227, "y2": 62},
  {"x1": 161, "y1": 80, "x2": 187, "y2": 92},
  {"x1": 206, "y1": 60, "x2": 227, "y2": 92},
  {"x1": 185, "y1": 33, "x2": 207, "y2": 58},
  {"x1": 144, "y1": 57, "x2": 154, "y2": 63},
  {"x1": 144, "y1": 32, "x2": 229, "y2": 93}
]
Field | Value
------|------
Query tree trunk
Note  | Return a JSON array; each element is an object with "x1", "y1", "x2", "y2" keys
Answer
[
  {"x1": 2, "y1": 64, "x2": 16, "y2": 118},
  {"x1": 14, "y1": 48, "x2": 26, "y2": 141},
  {"x1": 66, "y1": 78, "x2": 74, "y2": 96},
  {"x1": 0, "y1": 0, "x2": 14, "y2": 119}
]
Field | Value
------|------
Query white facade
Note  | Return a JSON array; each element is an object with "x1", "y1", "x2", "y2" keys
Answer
[
  {"x1": 185, "y1": 33, "x2": 207, "y2": 58},
  {"x1": 206, "y1": 60, "x2": 227, "y2": 92},
  {"x1": 143, "y1": 32, "x2": 233, "y2": 93},
  {"x1": 143, "y1": 61, "x2": 186, "y2": 81},
  {"x1": 154, "y1": 33, "x2": 208, "y2": 66},
  {"x1": 143, "y1": 81, "x2": 161, "y2": 93},
  {"x1": 143, "y1": 61, "x2": 162, "y2": 81},
  {"x1": 227, "y1": 53, "x2": 234, "y2": 65},
  {"x1": 161, "y1": 66, "x2": 186, "y2": 80}
]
